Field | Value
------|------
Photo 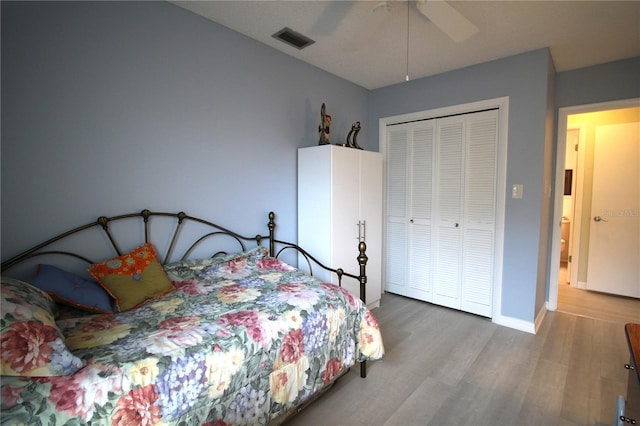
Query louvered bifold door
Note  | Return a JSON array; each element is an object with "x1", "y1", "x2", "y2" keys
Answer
[
  {"x1": 407, "y1": 123, "x2": 435, "y2": 301},
  {"x1": 385, "y1": 127, "x2": 409, "y2": 295},
  {"x1": 433, "y1": 117, "x2": 465, "y2": 310},
  {"x1": 461, "y1": 110, "x2": 498, "y2": 317}
]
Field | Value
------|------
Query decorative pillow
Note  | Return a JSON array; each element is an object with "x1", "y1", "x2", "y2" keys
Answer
[
  {"x1": 30, "y1": 264, "x2": 114, "y2": 314},
  {"x1": 0, "y1": 277, "x2": 85, "y2": 376},
  {"x1": 163, "y1": 246, "x2": 269, "y2": 280},
  {"x1": 88, "y1": 242, "x2": 175, "y2": 312}
]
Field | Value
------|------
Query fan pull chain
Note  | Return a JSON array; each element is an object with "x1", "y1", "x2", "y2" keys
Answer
[{"x1": 406, "y1": 0, "x2": 410, "y2": 81}]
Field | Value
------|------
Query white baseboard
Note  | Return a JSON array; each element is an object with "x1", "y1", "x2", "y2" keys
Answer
[
  {"x1": 368, "y1": 299, "x2": 381, "y2": 310},
  {"x1": 492, "y1": 314, "x2": 536, "y2": 334},
  {"x1": 534, "y1": 305, "x2": 547, "y2": 333},
  {"x1": 576, "y1": 281, "x2": 587, "y2": 289}
]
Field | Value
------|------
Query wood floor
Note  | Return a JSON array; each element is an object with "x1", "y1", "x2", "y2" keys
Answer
[
  {"x1": 286, "y1": 290, "x2": 634, "y2": 426},
  {"x1": 557, "y1": 263, "x2": 640, "y2": 325}
]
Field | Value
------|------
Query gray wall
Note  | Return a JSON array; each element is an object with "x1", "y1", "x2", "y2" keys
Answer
[
  {"x1": 550, "y1": 57, "x2": 640, "y2": 304},
  {"x1": 556, "y1": 57, "x2": 640, "y2": 108},
  {"x1": 1, "y1": 1, "x2": 368, "y2": 259},
  {"x1": 368, "y1": 49, "x2": 555, "y2": 324},
  {"x1": 537, "y1": 56, "x2": 557, "y2": 317}
]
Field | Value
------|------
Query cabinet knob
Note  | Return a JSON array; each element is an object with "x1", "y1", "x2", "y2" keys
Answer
[
  {"x1": 410, "y1": 219, "x2": 414, "y2": 223},
  {"x1": 625, "y1": 363, "x2": 636, "y2": 371}
]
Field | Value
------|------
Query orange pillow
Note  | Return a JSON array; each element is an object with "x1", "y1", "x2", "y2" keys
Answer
[{"x1": 88, "y1": 243, "x2": 175, "y2": 312}]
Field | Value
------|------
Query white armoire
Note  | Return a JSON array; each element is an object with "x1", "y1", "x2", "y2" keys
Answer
[
  {"x1": 385, "y1": 109, "x2": 498, "y2": 318},
  {"x1": 298, "y1": 145, "x2": 383, "y2": 308}
]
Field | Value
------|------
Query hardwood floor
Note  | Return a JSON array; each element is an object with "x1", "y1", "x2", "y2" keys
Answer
[
  {"x1": 286, "y1": 292, "x2": 632, "y2": 426},
  {"x1": 557, "y1": 263, "x2": 640, "y2": 325}
]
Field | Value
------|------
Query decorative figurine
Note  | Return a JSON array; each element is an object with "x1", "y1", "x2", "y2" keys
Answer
[
  {"x1": 346, "y1": 121, "x2": 363, "y2": 149},
  {"x1": 345, "y1": 125, "x2": 355, "y2": 148},
  {"x1": 318, "y1": 103, "x2": 331, "y2": 145}
]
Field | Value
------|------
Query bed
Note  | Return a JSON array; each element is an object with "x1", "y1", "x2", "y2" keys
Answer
[{"x1": 0, "y1": 209, "x2": 384, "y2": 425}]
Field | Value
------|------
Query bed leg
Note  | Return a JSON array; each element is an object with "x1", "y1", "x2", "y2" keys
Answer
[{"x1": 360, "y1": 361, "x2": 367, "y2": 378}]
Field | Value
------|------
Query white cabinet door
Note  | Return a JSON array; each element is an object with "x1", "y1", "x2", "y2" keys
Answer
[
  {"x1": 331, "y1": 147, "x2": 361, "y2": 298},
  {"x1": 360, "y1": 150, "x2": 383, "y2": 305},
  {"x1": 298, "y1": 145, "x2": 383, "y2": 308}
]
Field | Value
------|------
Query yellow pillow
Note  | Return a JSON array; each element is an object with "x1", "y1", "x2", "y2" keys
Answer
[{"x1": 88, "y1": 242, "x2": 175, "y2": 312}]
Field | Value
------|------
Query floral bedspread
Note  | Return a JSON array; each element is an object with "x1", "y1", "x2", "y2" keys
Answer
[{"x1": 0, "y1": 248, "x2": 384, "y2": 425}]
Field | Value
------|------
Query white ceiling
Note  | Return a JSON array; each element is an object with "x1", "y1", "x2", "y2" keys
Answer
[{"x1": 171, "y1": 1, "x2": 640, "y2": 90}]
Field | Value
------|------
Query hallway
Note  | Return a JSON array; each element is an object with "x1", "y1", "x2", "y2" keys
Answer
[{"x1": 557, "y1": 263, "x2": 640, "y2": 324}]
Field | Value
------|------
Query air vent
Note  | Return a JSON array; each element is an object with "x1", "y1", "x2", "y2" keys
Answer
[{"x1": 272, "y1": 27, "x2": 315, "y2": 50}]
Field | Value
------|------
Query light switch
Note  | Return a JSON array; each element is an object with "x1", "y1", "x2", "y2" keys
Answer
[{"x1": 512, "y1": 184, "x2": 523, "y2": 199}]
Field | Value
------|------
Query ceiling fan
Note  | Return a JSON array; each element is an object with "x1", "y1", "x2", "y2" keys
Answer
[{"x1": 375, "y1": 0, "x2": 478, "y2": 43}]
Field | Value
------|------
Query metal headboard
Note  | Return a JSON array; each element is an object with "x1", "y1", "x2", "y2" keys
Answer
[
  {"x1": 1, "y1": 209, "x2": 267, "y2": 271},
  {"x1": 0, "y1": 208, "x2": 369, "y2": 378},
  {"x1": 1, "y1": 209, "x2": 368, "y2": 301}
]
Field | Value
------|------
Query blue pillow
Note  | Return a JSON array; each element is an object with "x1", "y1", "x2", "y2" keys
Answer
[{"x1": 30, "y1": 264, "x2": 114, "y2": 314}]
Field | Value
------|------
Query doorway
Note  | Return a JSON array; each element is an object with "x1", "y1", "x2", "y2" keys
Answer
[{"x1": 548, "y1": 98, "x2": 640, "y2": 323}]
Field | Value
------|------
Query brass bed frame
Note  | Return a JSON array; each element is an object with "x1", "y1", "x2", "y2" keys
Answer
[{"x1": 1, "y1": 209, "x2": 369, "y2": 378}]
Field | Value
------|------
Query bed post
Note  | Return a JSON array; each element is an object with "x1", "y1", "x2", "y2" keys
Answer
[
  {"x1": 268, "y1": 211, "x2": 276, "y2": 256},
  {"x1": 358, "y1": 241, "x2": 368, "y2": 378},
  {"x1": 357, "y1": 241, "x2": 368, "y2": 305}
]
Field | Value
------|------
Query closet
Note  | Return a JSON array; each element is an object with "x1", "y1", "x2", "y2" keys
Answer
[
  {"x1": 298, "y1": 145, "x2": 383, "y2": 308},
  {"x1": 385, "y1": 109, "x2": 498, "y2": 317}
]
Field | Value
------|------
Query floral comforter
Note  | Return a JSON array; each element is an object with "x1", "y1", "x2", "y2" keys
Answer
[{"x1": 0, "y1": 248, "x2": 384, "y2": 425}]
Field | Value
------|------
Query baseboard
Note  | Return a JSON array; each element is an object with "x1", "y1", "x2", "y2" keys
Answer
[
  {"x1": 492, "y1": 314, "x2": 536, "y2": 334},
  {"x1": 576, "y1": 281, "x2": 587, "y2": 289},
  {"x1": 534, "y1": 304, "x2": 547, "y2": 333},
  {"x1": 368, "y1": 299, "x2": 381, "y2": 310}
]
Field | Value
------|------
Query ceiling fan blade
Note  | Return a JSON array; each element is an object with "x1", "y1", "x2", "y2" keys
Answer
[{"x1": 416, "y1": 0, "x2": 478, "y2": 43}]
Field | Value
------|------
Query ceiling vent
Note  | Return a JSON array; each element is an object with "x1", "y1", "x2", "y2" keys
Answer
[{"x1": 272, "y1": 27, "x2": 315, "y2": 50}]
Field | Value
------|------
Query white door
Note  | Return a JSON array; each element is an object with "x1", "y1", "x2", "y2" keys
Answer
[
  {"x1": 385, "y1": 126, "x2": 409, "y2": 296},
  {"x1": 385, "y1": 110, "x2": 497, "y2": 317},
  {"x1": 460, "y1": 110, "x2": 498, "y2": 317},
  {"x1": 587, "y1": 122, "x2": 640, "y2": 298},
  {"x1": 384, "y1": 122, "x2": 435, "y2": 301},
  {"x1": 433, "y1": 117, "x2": 464, "y2": 310},
  {"x1": 431, "y1": 110, "x2": 498, "y2": 316},
  {"x1": 408, "y1": 123, "x2": 436, "y2": 301}
]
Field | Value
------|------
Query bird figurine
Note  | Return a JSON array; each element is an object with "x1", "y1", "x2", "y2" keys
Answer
[
  {"x1": 318, "y1": 103, "x2": 331, "y2": 145},
  {"x1": 346, "y1": 121, "x2": 362, "y2": 149}
]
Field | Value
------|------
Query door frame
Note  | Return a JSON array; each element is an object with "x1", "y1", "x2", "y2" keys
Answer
[
  {"x1": 548, "y1": 97, "x2": 640, "y2": 311},
  {"x1": 379, "y1": 96, "x2": 509, "y2": 321},
  {"x1": 565, "y1": 124, "x2": 586, "y2": 288}
]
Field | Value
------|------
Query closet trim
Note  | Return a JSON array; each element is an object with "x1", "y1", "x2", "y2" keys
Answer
[
  {"x1": 379, "y1": 97, "x2": 510, "y2": 329},
  {"x1": 386, "y1": 107, "x2": 499, "y2": 127}
]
